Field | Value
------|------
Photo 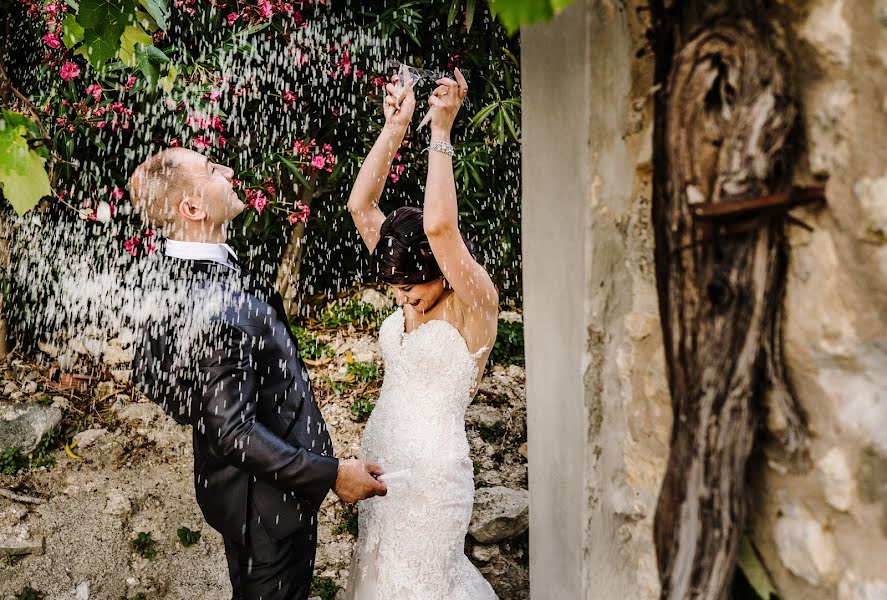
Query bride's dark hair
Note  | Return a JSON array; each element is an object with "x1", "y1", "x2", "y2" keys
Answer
[{"x1": 371, "y1": 207, "x2": 475, "y2": 285}]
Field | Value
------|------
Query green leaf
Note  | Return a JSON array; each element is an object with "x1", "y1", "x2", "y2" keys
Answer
[
  {"x1": 737, "y1": 536, "x2": 777, "y2": 600},
  {"x1": 0, "y1": 119, "x2": 52, "y2": 215},
  {"x1": 447, "y1": 0, "x2": 460, "y2": 26},
  {"x1": 62, "y1": 15, "x2": 85, "y2": 48},
  {"x1": 84, "y1": 28, "x2": 124, "y2": 67},
  {"x1": 465, "y1": 0, "x2": 476, "y2": 31},
  {"x1": 138, "y1": 0, "x2": 169, "y2": 31},
  {"x1": 550, "y1": 0, "x2": 574, "y2": 10},
  {"x1": 176, "y1": 526, "x2": 201, "y2": 547},
  {"x1": 487, "y1": 0, "x2": 556, "y2": 34},
  {"x1": 159, "y1": 64, "x2": 177, "y2": 93},
  {"x1": 78, "y1": 0, "x2": 137, "y2": 67},
  {"x1": 135, "y1": 43, "x2": 170, "y2": 89},
  {"x1": 277, "y1": 154, "x2": 310, "y2": 189},
  {"x1": 118, "y1": 24, "x2": 154, "y2": 65}
]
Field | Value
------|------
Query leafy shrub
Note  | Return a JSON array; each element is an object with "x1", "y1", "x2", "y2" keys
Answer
[
  {"x1": 346, "y1": 360, "x2": 380, "y2": 383},
  {"x1": 477, "y1": 421, "x2": 507, "y2": 444},
  {"x1": 292, "y1": 326, "x2": 333, "y2": 361},
  {"x1": 176, "y1": 526, "x2": 201, "y2": 547},
  {"x1": 334, "y1": 503, "x2": 359, "y2": 537},
  {"x1": 349, "y1": 396, "x2": 376, "y2": 422},
  {"x1": 0, "y1": 432, "x2": 57, "y2": 475},
  {"x1": 318, "y1": 299, "x2": 387, "y2": 331},
  {"x1": 310, "y1": 576, "x2": 339, "y2": 600},
  {"x1": 0, "y1": 447, "x2": 28, "y2": 475},
  {"x1": 14, "y1": 588, "x2": 42, "y2": 600},
  {"x1": 132, "y1": 532, "x2": 157, "y2": 559},
  {"x1": 491, "y1": 319, "x2": 524, "y2": 366}
]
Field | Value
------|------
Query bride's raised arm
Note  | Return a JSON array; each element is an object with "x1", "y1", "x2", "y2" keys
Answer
[
  {"x1": 423, "y1": 69, "x2": 499, "y2": 314},
  {"x1": 347, "y1": 77, "x2": 415, "y2": 254}
]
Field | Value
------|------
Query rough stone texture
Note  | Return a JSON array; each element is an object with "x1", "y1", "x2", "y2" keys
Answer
[
  {"x1": 799, "y1": 0, "x2": 853, "y2": 67},
  {"x1": 521, "y1": 0, "x2": 886, "y2": 598},
  {"x1": 733, "y1": 1, "x2": 887, "y2": 598},
  {"x1": 73, "y1": 428, "x2": 108, "y2": 449},
  {"x1": 805, "y1": 80, "x2": 853, "y2": 178},
  {"x1": 773, "y1": 497, "x2": 838, "y2": 586},
  {"x1": 838, "y1": 572, "x2": 887, "y2": 600},
  {"x1": 0, "y1": 534, "x2": 45, "y2": 557},
  {"x1": 469, "y1": 486, "x2": 530, "y2": 544},
  {"x1": 1, "y1": 324, "x2": 527, "y2": 599},
  {"x1": 522, "y1": 1, "x2": 668, "y2": 597},
  {"x1": 854, "y1": 171, "x2": 887, "y2": 240},
  {"x1": 817, "y1": 447, "x2": 855, "y2": 511},
  {"x1": 0, "y1": 402, "x2": 62, "y2": 453}
]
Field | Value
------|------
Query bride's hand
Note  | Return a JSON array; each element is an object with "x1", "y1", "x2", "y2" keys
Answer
[
  {"x1": 428, "y1": 67, "x2": 468, "y2": 135},
  {"x1": 384, "y1": 75, "x2": 415, "y2": 130}
]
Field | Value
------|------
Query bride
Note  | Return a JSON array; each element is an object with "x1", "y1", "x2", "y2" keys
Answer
[{"x1": 343, "y1": 68, "x2": 499, "y2": 599}]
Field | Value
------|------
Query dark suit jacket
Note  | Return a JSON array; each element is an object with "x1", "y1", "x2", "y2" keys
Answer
[{"x1": 131, "y1": 256, "x2": 339, "y2": 544}]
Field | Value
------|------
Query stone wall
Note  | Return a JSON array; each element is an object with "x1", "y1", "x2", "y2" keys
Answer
[
  {"x1": 522, "y1": 0, "x2": 887, "y2": 598},
  {"x1": 522, "y1": 1, "x2": 669, "y2": 597},
  {"x1": 751, "y1": 1, "x2": 887, "y2": 597}
]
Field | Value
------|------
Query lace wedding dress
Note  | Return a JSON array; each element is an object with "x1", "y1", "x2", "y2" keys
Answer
[{"x1": 344, "y1": 307, "x2": 498, "y2": 600}]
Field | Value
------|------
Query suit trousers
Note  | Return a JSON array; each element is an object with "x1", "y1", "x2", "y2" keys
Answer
[{"x1": 223, "y1": 486, "x2": 319, "y2": 600}]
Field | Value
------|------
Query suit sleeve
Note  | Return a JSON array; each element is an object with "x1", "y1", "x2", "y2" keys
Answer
[{"x1": 197, "y1": 321, "x2": 339, "y2": 508}]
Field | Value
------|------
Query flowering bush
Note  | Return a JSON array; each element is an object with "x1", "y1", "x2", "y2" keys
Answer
[{"x1": 1, "y1": 0, "x2": 524, "y2": 311}]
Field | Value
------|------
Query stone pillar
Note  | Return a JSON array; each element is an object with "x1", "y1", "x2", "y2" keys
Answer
[{"x1": 522, "y1": 1, "x2": 669, "y2": 598}]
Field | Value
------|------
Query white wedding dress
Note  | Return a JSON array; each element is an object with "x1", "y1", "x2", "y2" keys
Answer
[{"x1": 344, "y1": 307, "x2": 498, "y2": 600}]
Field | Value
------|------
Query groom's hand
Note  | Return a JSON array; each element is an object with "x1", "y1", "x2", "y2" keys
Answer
[{"x1": 333, "y1": 459, "x2": 388, "y2": 503}]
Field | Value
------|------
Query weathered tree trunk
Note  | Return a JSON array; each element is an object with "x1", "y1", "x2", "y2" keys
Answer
[
  {"x1": 650, "y1": 14, "x2": 808, "y2": 599},
  {"x1": 275, "y1": 187, "x2": 314, "y2": 316}
]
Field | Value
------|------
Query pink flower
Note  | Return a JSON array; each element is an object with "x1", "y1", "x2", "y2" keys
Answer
[
  {"x1": 226, "y1": 12, "x2": 239, "y2": 25},
  {"x1": 192, "y1": 136, "x2": 212, "y2": 149},
  {"x1": 59, "y1": 61, "x2": 80, "y2": 81},
  {"x1": 396, "y1": 164, "x2": 405, "y2": 174},
  {"x1": 282, "y1": 90, "x2": 297, "y2": 106},
  {"x1": 288, "y1": 200, "x2": 310, "y2": 223},
  {"x1": 45, "y1": 2, "x2": 62, "y2": 15},
  {"x1": 123, "y1": 235, "x2": 141, "y2": 256},
  {"x1": 355, "y1": 70, "x2": 365, "y2": 79},
  {"x1": 85, "y1": 83, "x2": 102, "y2": 101},
  {"x1": 124, "y1": 75, "x2": 137, "y2": 91},
  {"x1": 389, "y1": 172, "x2": 400, "y2": 183},
  {"x1": 42, "y1": 33, "x2": 61, "y2": 49},
  {"x1": 322, "y1": 143, "x2": 332, "y2": 152},
  {"x1": 257, "y1": 0, "x2": 273, "y2": 19},
  {"x1": 248, "y1": 190, "x2": 268, "y2": 213},
  {"x1": 110, "y1": 187, "x2": 124, "y2": 200},
  {"x1": 311, "y1": 155, "x2": 325, "y2": 169}
]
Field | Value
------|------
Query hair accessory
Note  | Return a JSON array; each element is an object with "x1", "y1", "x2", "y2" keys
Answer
[{"x1": 425, "y1": 140, "x2": 455, "y2": 157}]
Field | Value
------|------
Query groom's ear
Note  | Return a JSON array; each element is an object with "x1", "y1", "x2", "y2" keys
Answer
[{"x1": 178, "y1": 196, "x2": 207, "y2": 222}]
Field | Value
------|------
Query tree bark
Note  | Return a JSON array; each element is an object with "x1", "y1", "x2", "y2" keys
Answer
[
  {"x1": 275, "y1": 186, "x2": 314, "y2": 316},
  {"x1": 650, "y1": 15, "x2": 807, "y2": 599}
]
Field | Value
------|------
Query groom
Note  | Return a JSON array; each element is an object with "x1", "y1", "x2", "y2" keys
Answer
[{"x1": 129, "y1": 147, "x2": 386, "y2": 599}]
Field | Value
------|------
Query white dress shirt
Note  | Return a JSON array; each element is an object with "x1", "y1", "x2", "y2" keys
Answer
[{"x1": 164, "y1": 239, "x2": 239, "y2": 270}]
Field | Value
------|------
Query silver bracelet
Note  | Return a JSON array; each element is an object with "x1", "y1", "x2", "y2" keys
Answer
[{"x1": 425, "y1": 140, "x2": 455, "y2": 157}]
